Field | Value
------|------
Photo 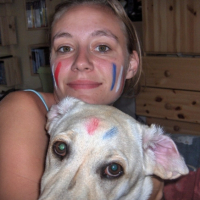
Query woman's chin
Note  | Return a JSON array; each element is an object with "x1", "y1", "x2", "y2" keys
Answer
[{"x1": 54, "y1": 90, "x2": 119, "y2": 105}]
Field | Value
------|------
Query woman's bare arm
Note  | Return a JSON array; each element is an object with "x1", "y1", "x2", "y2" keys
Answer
[
  {"x1": 148, "y1": 176, "x2": 164, "y2": 200},
  {"x1": 0, "y1": 91, "x2": 50, "y2": 200}
]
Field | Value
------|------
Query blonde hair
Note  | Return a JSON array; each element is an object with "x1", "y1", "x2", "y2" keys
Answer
[{"x1": 50, "y1": 0, "x2": 142, "y2": 96}]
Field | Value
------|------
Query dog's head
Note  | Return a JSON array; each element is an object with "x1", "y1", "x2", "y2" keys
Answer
[{"x1": 39, "y1": 97, "x2": 188, "y2": 200}]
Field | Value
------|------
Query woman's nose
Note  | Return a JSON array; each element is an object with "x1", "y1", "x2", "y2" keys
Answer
[{"x1": 71, "y1": 49, "x2": 93, "y2": 72}]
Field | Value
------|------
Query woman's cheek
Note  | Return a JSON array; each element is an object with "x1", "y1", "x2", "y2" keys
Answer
[
  {"x1": 51, "y1": 61, "x2": 62, "y2": 89},
  {"x1": 110, "y1": 63, "x2": 125, "y2": 94},
  {"x1": 115, "y1": 66, "x2": 124, "y2": 93},
  {"x1": 51, "y1": 60, "x2": 71, "y2": 89},
  {"x1": 110, "y1": 63, "x2": 117, "y2": 91}
]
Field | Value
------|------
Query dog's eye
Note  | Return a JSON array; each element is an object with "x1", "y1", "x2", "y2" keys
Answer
[
  {"x1": 102, "y1": 163, "x2": 123, "y2": 179},
  {"x1": 53, "y1": 141, "x2": 68, "y2": 159}
]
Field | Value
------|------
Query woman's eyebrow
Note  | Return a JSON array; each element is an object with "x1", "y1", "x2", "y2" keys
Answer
[
  {"x1": 91, "y1": 29, "x2": 119, "y2": 42},
  {"x1": 52, "y1": 32, "x2": 72, "y2": 43},
  {"x1": 52, "y1": 29, "x2": 119, "y2": 43}
]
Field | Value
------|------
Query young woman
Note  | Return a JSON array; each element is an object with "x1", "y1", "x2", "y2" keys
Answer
[{"x1": 0, "y1": 0, "x2": 163, "y2": 199}]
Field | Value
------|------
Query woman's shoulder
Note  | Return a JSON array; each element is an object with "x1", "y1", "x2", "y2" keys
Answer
[
  {"x1": 0, "y1": 90, "x2": 55, "y2": 113},
  {"x1": 0, "y1": 90, "x2": 52, "y2": 199}
]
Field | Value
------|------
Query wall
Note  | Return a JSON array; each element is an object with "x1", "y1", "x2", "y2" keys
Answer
[{"x1": 0, "y1": 0, "x2": 63, "y2": 92}]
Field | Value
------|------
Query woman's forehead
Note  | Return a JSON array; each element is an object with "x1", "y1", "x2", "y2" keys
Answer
[{"x1": 52, "y1": 4, "x2": 126, "y2": 37}]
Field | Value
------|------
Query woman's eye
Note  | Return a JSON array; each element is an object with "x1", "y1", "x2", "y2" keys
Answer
[
  {"x1": 53, "y1": 141, "x2": 68, "y2": 159},
  {"x1": 95, "y1": 45, "x2": 110, "y2": 52},
  {"x1": 57, "y1": 46, "x2": 73, "y2": 53},
  {"x1": 102, "y1": 163, "x2": 123, "y2": 179}
]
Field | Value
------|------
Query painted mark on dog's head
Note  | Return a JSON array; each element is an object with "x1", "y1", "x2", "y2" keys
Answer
[
  {"x1": 86, "y1": 118, "x2": 99, "y2": 135},
  {"x1": 103, "y1": 127, "x2": 118, "y2": 140}
]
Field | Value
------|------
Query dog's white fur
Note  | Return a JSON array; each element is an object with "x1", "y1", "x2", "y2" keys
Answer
[{"x1": 39, "y1": 97, "x2": 188, "y2": 200}]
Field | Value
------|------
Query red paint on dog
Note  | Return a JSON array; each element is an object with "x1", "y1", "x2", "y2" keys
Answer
[{"x1": 86, "y1": 118, "x2": 99, "y2": 135}]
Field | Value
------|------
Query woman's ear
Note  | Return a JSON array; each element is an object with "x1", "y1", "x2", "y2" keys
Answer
[{"x1": 126, "y1": 51, "x2": 139, "y2": 79}]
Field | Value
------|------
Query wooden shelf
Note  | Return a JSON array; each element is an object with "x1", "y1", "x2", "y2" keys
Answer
[
  {"x1": 0, "y1": 57, "x2": 22, "y2": 87},
  {"x1": 29, "y1": 43, "x2": 50, "y2": 75},
  {"x1": 25, "y1": 0, "x2": 48, "y2": 30}
]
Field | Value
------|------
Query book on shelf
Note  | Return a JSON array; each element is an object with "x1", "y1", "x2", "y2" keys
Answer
[
  {"x1": 26, "y1": 0, "x2": 47, "y2": 29},
  {"x1": 31, "y1": 47, "x2": 50, "y2": 74}
]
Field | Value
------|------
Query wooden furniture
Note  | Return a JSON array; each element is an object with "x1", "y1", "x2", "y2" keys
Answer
[
  {"x1": 0, "y1": 57, "x2": 21, "y2": 86},
  {"x1": 136, "y1": 0, "x2": 200, "y2": 135},
  {"x1": 28, "y1": 43, "x2": 50, "y2": 75},
  {"x1": 142, "y1": 0, "x2": 200, "y2": 54},
  {"x1": 0, "y1": 16, "x2": 17, "y2": 46},
  {"x1": 24, "y1": 0, "x2": 62, "y2": 77},
  {"x1": 25, "y1": 0, "x2": 48, "y2": 30},
  {"x1": 0, "y1": 1, "x2": 21, "y2": 87}
]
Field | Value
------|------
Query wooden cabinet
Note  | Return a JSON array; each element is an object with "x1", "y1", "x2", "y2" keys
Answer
[
  {"x1": 0, "y1": 1, "x2": 21, "y2": 87},
  {"x1": 136, "y1": 56, "x2": 200, "y2": 135},
  {"x1": 140, "y1": 56, "x2": 200, "y2": 91},
  {"x1": 0, "y1": 16, "x2": 17, "y2": 46},
  {"x1": 0, "y1": 57, "x2": 21, "y2": 86},
  {"x1": 142, "y1": 0, "x2": 200, "y2": 54},
  {"x1": 136, "y1": 0, "x2": 200, "y2": 135}
]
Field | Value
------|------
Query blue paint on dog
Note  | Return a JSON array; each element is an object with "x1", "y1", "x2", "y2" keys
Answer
[
  {"x1": 111, "y1": 63, "x2": 116, "y2": 91},
  {"x1": 103, "y1": 127, "x2": 118, "y2": 140}
]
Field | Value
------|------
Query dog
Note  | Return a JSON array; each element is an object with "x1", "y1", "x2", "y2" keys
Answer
[{"x1": 39, "y1": 97, "x2": 188, "y2": 200}]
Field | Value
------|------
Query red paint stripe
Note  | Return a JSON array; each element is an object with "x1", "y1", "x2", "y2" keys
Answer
[
  {"x1": 55, "y1": 62, "x2": 62, "y2": 87},
  {"x1": 87, "y1": 118, "x2": 99, "y2": 135}
]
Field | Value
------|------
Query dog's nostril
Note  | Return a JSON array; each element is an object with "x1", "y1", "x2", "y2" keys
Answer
[
  {"x1": 68, "y1": 180, "x2": 76, "y2": 190},
  {"x1": 52, "y1": 141, "x2": 69, "y2": 160}
]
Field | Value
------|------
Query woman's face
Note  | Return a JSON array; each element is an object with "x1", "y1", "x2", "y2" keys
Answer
[{"x1": 51, "y1": 4, "x2": 138, "y2": 105}]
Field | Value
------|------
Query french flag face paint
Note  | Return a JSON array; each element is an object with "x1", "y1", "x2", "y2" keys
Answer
[
  {"x1": 110, "y1": 63, "x2": 116, "y2": 91},
  {"x1": 51, "y1": 64, "x2": 57, "y2": 89},
  {"x1": 54, "y1": 62, "x2": 62, "y2": 88},
  {"x1": 115, "y1": 66, "x2": 124, "y2": 93}
]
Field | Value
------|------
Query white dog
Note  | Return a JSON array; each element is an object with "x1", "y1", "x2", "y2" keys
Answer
[{"x1": 39, "y1": 97, "x2": 188, "y2": 200}]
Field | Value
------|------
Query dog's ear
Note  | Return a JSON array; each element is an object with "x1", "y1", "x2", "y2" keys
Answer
[
  {"x1": 46, "y1": 97, "x2": 84, "y2": 133},
  {"x1": 142, "y1": 124, "x2": 188, "y2": 179}
]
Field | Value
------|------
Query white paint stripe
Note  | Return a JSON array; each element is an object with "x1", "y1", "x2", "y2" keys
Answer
[
  {"x1": 51, "y1": 64, "x2": 57, "y2": 89},
  {"x1": 115, "y1": 66, "x2": 123, "y2": 93}
]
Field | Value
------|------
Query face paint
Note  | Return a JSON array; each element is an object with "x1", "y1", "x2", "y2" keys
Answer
[
  {"x1": 54, "y1": 62, "x2": 62, "y2": 88},
  {"x1": 103, "y1": 127, "x2": 118, "y2": 140},
  {"x1": 115, "y1": 66, "x2": 123, "y2": 93},
  {"x1": 86, "y1": 118, "x2": 99, "y2": 135},
  {"x1": 51, "y1": 64, "x2": 57, "y2": 89},
  {"x1": 110, "y1": 63, "x2": 116, "y2": 91}
]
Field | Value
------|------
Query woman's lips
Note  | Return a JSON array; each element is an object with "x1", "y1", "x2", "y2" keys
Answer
[{"x1": 67, "y1": 80, "x2": 102, "y2": 90}]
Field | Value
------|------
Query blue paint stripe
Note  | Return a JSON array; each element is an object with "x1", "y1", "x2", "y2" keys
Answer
[
  {"x1": 111, "y1": 63, "x2": 116, "y2": 91},
  {"x1": 103, "y1": 127, "x2": 118, "y2": 140}
]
